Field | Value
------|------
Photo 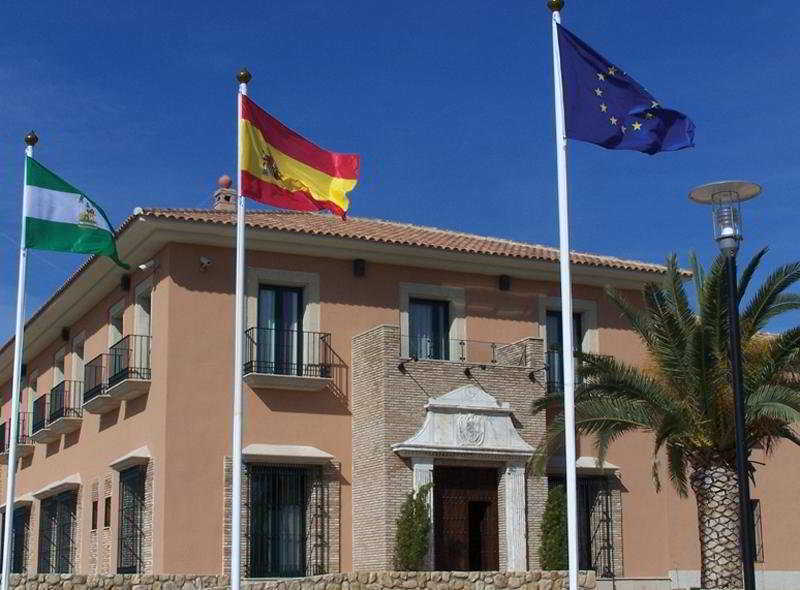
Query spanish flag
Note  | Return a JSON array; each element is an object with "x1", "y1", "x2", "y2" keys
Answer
[{"x1": 239, "y1": 95, "x2": 360, "y2": 218}]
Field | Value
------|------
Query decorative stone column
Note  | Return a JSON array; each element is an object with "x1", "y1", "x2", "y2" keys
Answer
[
  {"x1": 504, "y1": 461, "x2": 528, "y2": 570},
  {"x1": 412, "y1": 457, "x2": 435, "y2": 569}
]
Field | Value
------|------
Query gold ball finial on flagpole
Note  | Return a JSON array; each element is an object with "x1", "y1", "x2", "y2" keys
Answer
[
  {"x1": 547, "y1": 0, "x2": 564, "y2": 11},
  {"x1": 236, "y1": 69, "x2": 252, "y2": 84},
  {"x1": 24, "y1": 130, "x2": 38, "y2": 146}
]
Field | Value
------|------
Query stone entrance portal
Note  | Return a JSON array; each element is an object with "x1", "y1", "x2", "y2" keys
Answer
[
  {"x1": 392, "y1": 385, "x2": 535, "y2": 570},
  {"x1": 434, "y1": 466, "x2": 499, "y2": 571}
]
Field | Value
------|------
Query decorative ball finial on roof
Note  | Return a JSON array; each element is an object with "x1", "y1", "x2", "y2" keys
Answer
[
  {"x1": 236, "y1": 68, "x2": 252, "y2": 84},
  {"x1": 24, "y1": 130, "x2": 38, "y2": 146},
  {"x1": 547, "y1": 0, "x2": 564, "y2": 11},
  {"x1": 218, "y1": 174, "x2": 232, "y2": 189}
]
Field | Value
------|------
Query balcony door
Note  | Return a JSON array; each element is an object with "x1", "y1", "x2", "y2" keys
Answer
[
  {"x1": 409, "y1": 298, "x2": 450, "y2": 360},
  {"x1": 545, "y1": 311, "x2": 583, "y2": 393},
  {"x1": 257, "y1": 286, "x2": 303, "y2": 375}
]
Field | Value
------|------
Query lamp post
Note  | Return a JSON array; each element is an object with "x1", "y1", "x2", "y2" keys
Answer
[{"x1": 689, "y1": 180, "x2": 762, "y2": 590}]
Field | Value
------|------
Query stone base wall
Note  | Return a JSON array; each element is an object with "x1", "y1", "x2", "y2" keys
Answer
[
  {"x1": 5, "y1": 571, "x2": 596, "y2": 590},
  {"x1": 236, "y1": 572, "x2": 596, "y2": 590}
]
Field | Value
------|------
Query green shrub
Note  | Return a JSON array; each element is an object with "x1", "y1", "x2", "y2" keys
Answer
[
  {"x1": 394, "y1": 483, "x2": 432, "y2": 570},
  {"x1": 539, "y1": 485, "x2": 568, "y2": 570}
]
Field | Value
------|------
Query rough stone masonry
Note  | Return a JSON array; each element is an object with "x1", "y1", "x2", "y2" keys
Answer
[{"x1": 6, "y1": 571, "x2": 597, "y2": 590}]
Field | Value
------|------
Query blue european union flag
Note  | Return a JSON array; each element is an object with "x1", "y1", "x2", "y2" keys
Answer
[{"x1": 557, "y1": 24, "x2": 695, "y2": 155}]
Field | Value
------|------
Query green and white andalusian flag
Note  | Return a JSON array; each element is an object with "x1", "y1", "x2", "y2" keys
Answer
[{"x1": 24, "y1": 157, "x2": 128, "y2": 268}]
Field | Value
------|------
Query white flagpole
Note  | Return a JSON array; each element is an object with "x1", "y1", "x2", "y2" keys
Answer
[
  {"x1": 1, "y1": 131, "x2": 37, "y2": 590},
  {"x1": 548, "y1": 3, "x2": 579, "y2": 589},
  {"x1": 231, "y1": 68, "x2": 250, "y2": 590}
]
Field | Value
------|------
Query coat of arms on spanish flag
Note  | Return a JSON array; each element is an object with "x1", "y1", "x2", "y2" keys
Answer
[{"x1": 239, "y1": 95, "x2": 360, "y2": 218}]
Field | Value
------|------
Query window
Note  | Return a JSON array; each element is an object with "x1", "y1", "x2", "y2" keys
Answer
[
  {"x1": 53, "y1": 347, "x2": 66, "y2": 388},
  {"x1": 91, "y1": 500, "x2": 98, "y2": 531},
  {"x1": 38, "y1": 491, "x2": 77, "y2": 573},
  {"x1": 545, "y1": 310, "x2": 583, "y2": 393},
  {"x1": 249, "y1": 465, "x2": 308, "y2": 577},
  {"x1": 104, "y1": 497, "x2": 111, "y2": 528},
  {"x1": 255, "y1": 285, "x2": 304, "y2": 375},
  {"x1": 409, "y1": 298, "x2": 450, "y2": 360},
  {"x1": 751, "y1": 499, "x2": 764, "y2": 563},
  {"x1": 549, "y1": 476, "x2": 615, "y2": 577},
  {"x1": 108, "y1": 301, "x2": 124, "y2": 348},
  {"x1": 71, "y1": 336, "x2": 85, "y2": 382},
  {"x1": 118, "y1": 466, "x2": 145, "y2": 573},
  {"x1": 134, "y1": 280, "x2": 152, "y2": 338}
]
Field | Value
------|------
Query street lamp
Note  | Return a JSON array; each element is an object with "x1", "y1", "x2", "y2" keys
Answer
[{"x1": 690, "y1": 180, "x2": 762, "y2": 590}]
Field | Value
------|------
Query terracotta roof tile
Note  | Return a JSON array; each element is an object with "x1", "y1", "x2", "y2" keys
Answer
[{"x1": 141, "y1": 208, "x2": 672, "y2": 274}]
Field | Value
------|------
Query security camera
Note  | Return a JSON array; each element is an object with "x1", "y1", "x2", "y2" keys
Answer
[{"x1": 199, "y1": 256, "x2": 213, "y2": 272}]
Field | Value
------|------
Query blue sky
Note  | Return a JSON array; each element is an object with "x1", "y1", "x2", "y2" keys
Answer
[{"x1": 1, "y1": 1, "x2": 799, "y2": 339}]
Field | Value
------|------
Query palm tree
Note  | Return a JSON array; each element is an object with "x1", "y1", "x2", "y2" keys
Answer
[{"x1": 533, "y1": 248, "x2": 800, "y2": 589}]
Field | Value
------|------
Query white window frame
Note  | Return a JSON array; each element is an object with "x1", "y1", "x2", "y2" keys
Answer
[
  {"x1": 134, "y1": 277, "x2": 154, "y2": 337},
  {"x1": 399, "y1": 283, "x2": 466, "y2": 360}
]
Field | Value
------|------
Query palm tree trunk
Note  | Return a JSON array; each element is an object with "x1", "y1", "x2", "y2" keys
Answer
[{"x1": 690, "y1": 460, "x2": 744, "y2": 589}]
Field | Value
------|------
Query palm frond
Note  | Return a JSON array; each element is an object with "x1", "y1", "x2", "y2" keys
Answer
[
  {"x1": 741, "y1": 261, "x2": 800, "y2": 339},
  {"x1": 666, "y1": 443, "x2": 690, "y2": 497},
  {"x1": 689, "y1": 250, "x2": 705, "y2": 311},
  {"x1": 737, "y1": 247, "x2": 768, "y2": 303}
]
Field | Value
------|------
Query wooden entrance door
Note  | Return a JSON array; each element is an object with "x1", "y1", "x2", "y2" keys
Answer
[{"x1": 434, "y1": 466, "x2": 499, "y2": 571}]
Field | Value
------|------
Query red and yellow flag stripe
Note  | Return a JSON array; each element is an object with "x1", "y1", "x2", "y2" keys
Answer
[{"x1": 239, "y1": 95, "x2": 360, "y2": 218}]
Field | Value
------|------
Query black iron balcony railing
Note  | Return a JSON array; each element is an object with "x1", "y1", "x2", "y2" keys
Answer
[
  {"x1": 1, "y1": 413, "x2": 32, "y2": 453},
  {"x1": 546, "y1": 348, "x2": 583, "y2": 393},
  {"x1": 50, "y1": 380, "x2": 84, "y2": 422},
  {"x1": 32, "y1": 394, "x2": 48, "y2": 433},
  {"x1": 401, "y1": 334, "x2": 528, "y2": 366},
  {"x1": 244, "y1": 327, "x2": 345, "y2": 378},
  {"x1": 84, "y1": 354, "x2": 108, "y2": 404},
  {"x1": 109, "y1": 335, "x2": 151, "y2": 388}
]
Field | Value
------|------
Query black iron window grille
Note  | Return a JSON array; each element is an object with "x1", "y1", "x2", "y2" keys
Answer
[
  {"x1": 49, "y1": 380, "x2": 83, "y2": 423},
  {"x1": 118, "y1": 465, "x2": 146, "y2": 573},
  {"x1": 109, "y1": 335, "x2": 152, "y2": 388},
  {"x1": 32, "y1": 395, "x2": 48, "y2": 433},
  {"x1": 248, "y1": 465, "x2": 310, "y2": 578},
  {"x1": 38, "y1": 491, "x2": 76, "y2": 573},
  {"x1": 549, "y1": 476, "x2": 615, "y2": 578},
  {"x1": 1, "y1": 506, "x2": 30, "y2": 573},
  {"x1": 409, "y1": 298, "x2": 450, "y2": 361}
]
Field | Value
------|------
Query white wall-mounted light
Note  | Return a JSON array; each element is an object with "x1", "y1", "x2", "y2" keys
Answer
[
  {"x1": 138, "y1": 259, "x2": 159, "y2": 271},
  {"x1": 199, "y1": 256, "x2": 213, "y2": 272}
]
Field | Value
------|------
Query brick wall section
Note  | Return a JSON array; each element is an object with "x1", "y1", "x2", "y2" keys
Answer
[
  {"x1": 5, "y1": 570, "x2": 597, "y2": 590},
  {"x1": 351, "y1": 325, "x2": 547, "y2": 571},
  {"x1": 102, "y1": 475, "x2": 112, "y2": 573},
  {"x1": 89, "y1": 480, "x2": 98, "y2": 573},
  {"x1": 610, "y1": 476, "x2": 624, "y2": 577},
  {"x1": 143, "y1": 459, "x2": 155, "y2": 574}
]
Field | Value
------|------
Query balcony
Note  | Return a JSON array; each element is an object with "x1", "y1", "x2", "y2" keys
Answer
[
  {"x1": 31, "y1": 395, "x2": 58, "y2": 444},
  {"x1": 48, "y1": 380, "x2": 83, "y2": 435},
  {"x1": 106, "y1": 335, "x2": 151, "y2": 401},
  {"x1": 243, "y1": 328, "x2": 346, "y2": 392},
  {"x1": 83, "y1": 335, "x2": 152, "y2": 415},
  {"x1": 83, "y1": 353, "x2": 115, "y2": 414},
  {"x1": 0, "y1": 413, "x2": 35, "y2": 464}
]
